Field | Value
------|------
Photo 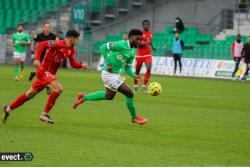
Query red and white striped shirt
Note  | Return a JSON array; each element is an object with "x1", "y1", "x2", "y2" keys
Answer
[{"x1": 232, "y1": 41, "x2": 243, "y2": 58}]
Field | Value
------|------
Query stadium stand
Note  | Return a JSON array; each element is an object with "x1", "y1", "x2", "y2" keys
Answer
[
  {"x1": 0, "y1": 0, "x2": 69, "y2": 34},
  {"x1": 0, "y1": 0, "x2": 248, "y2": 63},
  {"x1": 92, "y1": 26, "x2": 248, "y2": 60}
]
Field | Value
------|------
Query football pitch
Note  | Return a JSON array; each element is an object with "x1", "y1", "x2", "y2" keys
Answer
[{"x1": 0, "y1": 65, "x2": 249, "y2": 166}]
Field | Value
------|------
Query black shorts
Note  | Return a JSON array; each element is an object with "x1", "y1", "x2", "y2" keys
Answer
[
  {"x1": 245, "y1": 57, "x2": 250, "y2": 64},
  {"x1": 173, "y1": 54, "x2": 182, "y2": 61}
]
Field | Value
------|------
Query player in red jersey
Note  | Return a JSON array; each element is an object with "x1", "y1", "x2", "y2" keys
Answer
[
  {"x1": 134, "y1": 20, "x2": 156, "y2": 93},
  {"x1": 2, "y1": 30, "x2": 87, "y2": 124}
]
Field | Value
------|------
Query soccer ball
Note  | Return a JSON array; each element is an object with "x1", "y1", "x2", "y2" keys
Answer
[{"x1": 147, "y1": 82, "x2": 162, "y2": 96}]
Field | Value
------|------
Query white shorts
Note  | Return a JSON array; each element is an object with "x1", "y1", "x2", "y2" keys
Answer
[
  {"x1": 13, "y1": 52, "x2": 26, "y2": 61},
  {"x1": 101, "y1": 70, "x2": 124, "y2": 91}
]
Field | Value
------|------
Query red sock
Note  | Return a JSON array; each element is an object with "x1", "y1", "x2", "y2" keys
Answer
[
  {"x1": 143, "y1": 72, "x2": 151, "y2": 85},
  {"x1": 134, "y1": 61, "x2": 143, "y2": 85},
  {"x1": 9, "y1": 93, "x2": 28, "y2": 111},
  {"x1": 44, "y1": 92, "x2": 60, "y2": 113},
  {"x1": 134, "y1": 78, "x2": 138, "y2": 85}
]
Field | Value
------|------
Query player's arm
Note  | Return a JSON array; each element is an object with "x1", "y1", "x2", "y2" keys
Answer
[
  {"x1": 21, "y1": 34, "x2": 31, "y2": 45},
  {"x1": 100, "y1": 42, "x2": 115, "y2": 64},
  {"x1": 125, "y1": 58, "x2": 136, "y2": 78},
  {"x1": 31, "y1": 34, "x2": 38, "y2": 52},
  {"x1": 34, "y1": 40, "x2": 55, "y2": 67},
  {"x1": 100, "y1": 42, "x2": 121, "y2": 72},
  {"x1": 125, "y1": 57, "x2": 140, "y2": 80},
  {"x1": 180, "y1": 40, "x2": 184, "y2": 50},
  {"x1": 68, "y1": 49, "x2": 87, "y2": 69},
  {"x1": 31, "y1": 40, "x2": 36, "y2": 53},
  {"x1": 232, "y1": 42, "x2": 235, "y2": 59},
  {"x1": 150, "y1": 34, "x2": 156, "y2": 51},
  {"x1": 241, "y1": 44, "x2": 247, "y2": 58},
  {"x1": 30, "y1": 40, "x2": 37, "y2": 59},
  {"x1": 150, "y1": 42, "x2": 156, "y2": 51}
]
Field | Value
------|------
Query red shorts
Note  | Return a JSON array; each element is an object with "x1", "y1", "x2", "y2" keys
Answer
[
  {"x1": 32, "y1": 69, "x2": 56, "y2": 92},
  {"x1": 135, "y1": 55, "x2": 152, "y2": 64}
]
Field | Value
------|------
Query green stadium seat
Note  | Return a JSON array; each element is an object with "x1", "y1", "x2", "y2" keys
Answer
[
  {"x1": 0, "y1": 28, "x2": 6, "y2": 34},
  {"x1": 60, "y1": 0, "x2": 68, "y2": 6},
  {"x1": 165, "y1": 27, "x2": 173, "y2": 34},
  {"x1": 94, "y1": 26, "x2": 239, "y2": 60},
  {"x1": 3, "y1": 0, "x2": 11, "y2": 8},
  {"x1": 93, "y1": 41, "x2": 106, "y2": 54},
  {"x1": 90, "y1": 0, "x2": 102, "y2": 12},
  {"x1": 0, "y1": 0, "x2": 69, "y2": 34},
  {"x1": 105, "y1": 0, "x2": 115, "y2": 7}
]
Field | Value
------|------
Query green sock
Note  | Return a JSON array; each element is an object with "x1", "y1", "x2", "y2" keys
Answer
[
  {"x1": 84, "y1": 91, "x2": 106, "y2": 101},
  {"x1": 15, "y1": 64, "x2": 19, "y2": 77},
  {"x1": 126, "y1": 97, "x2": 137, "y2": 119}
]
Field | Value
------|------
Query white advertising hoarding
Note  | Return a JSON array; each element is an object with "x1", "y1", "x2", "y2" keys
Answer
[{"x1": 97, "y1": 56, "x2": 248, "y2": 79}]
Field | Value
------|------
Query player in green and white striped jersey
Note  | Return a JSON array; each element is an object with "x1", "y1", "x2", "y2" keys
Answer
[
  {"x1": 73, "y1": 29, "x2": 148, "y2": 125},
  {"x1": 11, "y1": 24, "x2": 30, "y2": 80}
]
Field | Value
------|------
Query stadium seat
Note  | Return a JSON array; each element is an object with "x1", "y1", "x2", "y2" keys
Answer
[
  {"x1": 90, "y1": 0, "x2": 102, "y2": 12},
  {"x1": 0, "y1": 0, "x2": 69, "y2": 33},
  {"x1": 105, "y1": 0, "x2": 116, "y2": 7},
  {"x1": 94, "y1": 25, "x2": 243, "y2": 60}
]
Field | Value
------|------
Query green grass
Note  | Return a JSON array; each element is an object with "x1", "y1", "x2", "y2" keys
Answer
[{"x1": 0, "y1": 65, "x2": 250, "y2": 166}]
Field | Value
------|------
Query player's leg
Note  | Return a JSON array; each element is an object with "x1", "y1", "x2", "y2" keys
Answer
[
  {"x1": 247, "y1": 63, "x2": 250, "y2": 78},
  {"x1": 29, "y1": 71, "x2": 36, "y2": 81},
  {"x1": 40, "y1": 80, "x2": 63, "y2": 124},
  {"x1": 29, "y1": 58, "x2": 36, "y2": 81},
  {"x1": 178, "y1": 55, "x2": 182, "y2": 73},
  {"x1": 73, "y1": 71, "x2": 121, "y2": 109},
  {"x1": 133, "y1": 58, "x2": 143, "y2": 92},
  {"x1": 19, "y1": 61, "x2": 24, "y2": 78},
  {"x1": 19, "y1": 53, "x2": 26, "y2": 78},
  {"x1": 232, "y1": 58, "x2": 240, "y2": 78},
  {"x1": 13, "y1": 57, "x2": 20, "y2": 81},
  {"x1": 241, "y1": 61, "x2": 250, "y2": 82},
  {"x1": 143, "y1": 56, "x2": 152, "y2": 93},
  {"x1": 29, "y1": 57, "x2": 36, "y2": 81},
  {"x1": 173, "y1": 54, "x2": 177, "y2": 75},
  {"x1": 2, "y1": 87, "x2": 39, "y2": 123},
  {"x1": 73, "y1": 88, "x2": 115, "y2": 109},
  {"x1": 118, "y1": 83, "x2": 148, "y2": 125}
]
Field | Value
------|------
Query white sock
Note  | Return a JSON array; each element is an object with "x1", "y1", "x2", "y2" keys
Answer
[{"x1": 6, "y1": 106, "x2": 11, "y2": 112}]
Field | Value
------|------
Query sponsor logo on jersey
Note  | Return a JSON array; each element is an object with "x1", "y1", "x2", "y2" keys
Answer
[
  {"x1": 116, "y1": 55, "x2": 126, "y2": 63},
  {"x1": 48, "y1": 40, "x2": 56, "y2": 46},
  {"x1": 108, "y1": 42, "x2": 114, "y2": 49}
]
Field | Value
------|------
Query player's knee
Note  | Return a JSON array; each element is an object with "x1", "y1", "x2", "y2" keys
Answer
[
  {"x1": 106, "y1": 94, "x2": 115, "y2": 100},
  {"x1": 127, "y1": 91, "x2": 134, "y2": 98},
  {"x1": 26, "y1": 92, "x2": 36, "y2": 99},
  {"x1": 56, "y1": 87, "x2": 63, "y2": 94}
]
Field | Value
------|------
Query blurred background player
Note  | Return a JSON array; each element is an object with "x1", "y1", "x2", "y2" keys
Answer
[
  {"x1": 134, "y1": 20, "x2": 156, "y2": 93},
  {"x1": 11, "y1": 24, "x2": 31, "y2": 81},
  {"x1": 172, "y1": 32, "x2": 184, "y2": 75},
  {"x1": 231, "y1": 34, "x2": 243, "y2": 79},
  {"x1": 73, "y1": 29, "x2": 148, "y2": 125},
  {"x1": 2, "y1": 30, "x2": 87, "y2": 124},
  {"x1": 241, "y1": 36, "x2": 250, "y2": 82},
  {"x1": 56, "y1": 30, "x2": 66, "y2": 40},
  {"x1": 174, "y1": 17, "x2": 185, "y2": 33},
  {"x1": 120, "y1": 33, "x2": 129, "y2": 81},
  {"x1": 29, "y1": 22, "x2": 56, "y2": 81}
]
